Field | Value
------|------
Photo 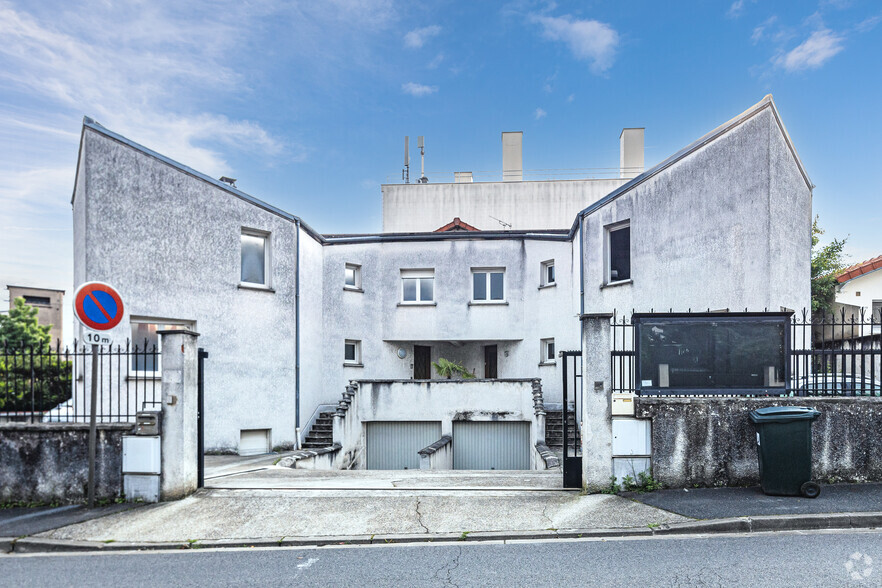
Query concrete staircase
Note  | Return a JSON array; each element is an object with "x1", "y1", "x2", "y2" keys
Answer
[
  {"x1": 545, "y1": 409, "x2": 580, "y2": 453},
  {"x1": 301, "y1": 411, "x2": 335, "y2": 449}
]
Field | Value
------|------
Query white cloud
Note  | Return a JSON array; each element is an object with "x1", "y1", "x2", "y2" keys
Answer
[
  {"x1": 751, "y1": 16, "x2": 778, "y2": 44},
  {"x1": 427, "y1": 53, "x2": 445, "y2": 69},
  {"x1": 567, "y1": 94, "x2": 575, "y2": 103},
  {"x1": 727, "y1": 1, "x2": 745, "y2": 18},
  {"x1": 530, "y1": 14, "x2": 619, "y2": 74},
  {"x1": 404, "y1": 25, "x2": 441, "y2": 48},
  {"x1": 534, "y1": 108, "x2": 547, "y2": 120},
  {"x1": 401, "y1": 82, "x2": 438, "y2": 97},
  {"x1": 775, "y1": 29, "x2": 845, "y2": 71}
]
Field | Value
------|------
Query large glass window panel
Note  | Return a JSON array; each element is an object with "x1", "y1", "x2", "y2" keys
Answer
[
  {"x1": 419, "y1": 278, "x2": 433, "y2": 302},
  {"x1": 637, "y1": 316, "x2": 787, "y2": 390},
  {"x1": 241, "y1": 233, "x2": 266, "y2": 284},
  {"x1": 403, "y1": 278, "x2": 417, "y2": 301}
]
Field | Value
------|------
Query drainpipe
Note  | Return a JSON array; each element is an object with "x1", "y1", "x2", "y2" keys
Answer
[
  {"x1": 295, "y1": 219, "x2": 302, "y2": 449},
  {"x1": 578, "y1": 213, "x2": 585, "y2": 315}
]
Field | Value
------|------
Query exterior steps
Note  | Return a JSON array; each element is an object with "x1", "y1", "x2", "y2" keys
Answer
[
  {"x1": 545, "y1": 409, "x2": 581, "y2": 453},
  {"x1": 301, "y1": 411, "x2": 336, "y2": 449}
]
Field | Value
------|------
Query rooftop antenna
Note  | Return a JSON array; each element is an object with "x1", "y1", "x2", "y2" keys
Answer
[
  {"x1": 418, "y1": 136, "x2": 428, "y2": 183},
  {"x1": 489, "y1": 215, "x2": 512, "y2": 230},
  {"x1": 402, "y1": 136, "x2": 410, "y2": 184}
]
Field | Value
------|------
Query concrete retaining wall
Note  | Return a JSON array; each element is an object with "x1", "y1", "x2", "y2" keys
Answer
[
  {"x1": 0, "y1": 423, "x2": 131, "y2": 504},
  {"x1": 635, "y1": 397, "x2": 882, "y2": 488}
]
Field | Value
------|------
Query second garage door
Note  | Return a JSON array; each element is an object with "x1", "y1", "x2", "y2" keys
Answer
[
  {"x1": 365, "y1": 421, "x2": 442, "y2": 470},
  {"x1": 453, "y1": 421, "x2": 531, "y2": 470}
]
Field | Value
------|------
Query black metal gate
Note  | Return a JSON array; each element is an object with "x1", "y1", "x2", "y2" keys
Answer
[
  {"x1": 197, "y1": 348, "x2": 208, "y2": 488},
  {"x1": 560, "y1": 350, "x2": 582, "y2": 488}
]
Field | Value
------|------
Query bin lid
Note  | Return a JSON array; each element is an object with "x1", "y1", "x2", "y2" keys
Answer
[{"x1": 749, "y1": 406, "x2": 820, "y2": 423}]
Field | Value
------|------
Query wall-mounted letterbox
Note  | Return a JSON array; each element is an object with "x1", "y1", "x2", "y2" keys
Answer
[{"x1": 134, "y1": 411, "x2": 161, "y2": 436}]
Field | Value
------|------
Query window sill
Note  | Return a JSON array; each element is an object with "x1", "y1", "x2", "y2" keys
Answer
[
  {"x1": 538, "y1": 283, "x2": 557, "y2": 290},
  {"x1": 343, "y1": 362, "x2": 364, "y2": 368},
  {"x1": 238, "y1": 283, "x2": 275, "y2": 293},
  {"x1": 344, "y1": 286, "x2": 364, "y2": 293},
  {"x1": 468, "y1": 301, "x2": 509, "y2": 306},
  {"x1": 601, "y1": 279, "x2": 632, "y2": 290},
  {"x1": 397, "y1": 302, "x2": 437, "y2": 307},
  {"x1": 538, "y1": 361, "x2": 556, "y2": 367}
]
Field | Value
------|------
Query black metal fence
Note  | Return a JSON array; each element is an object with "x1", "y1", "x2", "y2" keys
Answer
[
  {"x1": 611, "y1": 308, "x2": 882, "y2": 397},
  {"x1": 0, "y1": 340, "x2": 160, "y2": 423}
]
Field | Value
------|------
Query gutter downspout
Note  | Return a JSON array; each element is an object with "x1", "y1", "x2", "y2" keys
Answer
[
  {"x1": 579, "y1": 213, "x2": 585, "y2": 315},
  {"x1": 295, "y1": 219, "x2": 302, "y2": 449}
]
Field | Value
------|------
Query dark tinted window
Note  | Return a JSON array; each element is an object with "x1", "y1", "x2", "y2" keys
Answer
[{"x1": 609, "y1": 226, "x2": 630, "y2": 281}]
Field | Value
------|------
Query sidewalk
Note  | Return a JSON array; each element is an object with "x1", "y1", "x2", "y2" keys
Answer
[{"x1": 4, "y1": 460, "x2": 882, "y2": 554}]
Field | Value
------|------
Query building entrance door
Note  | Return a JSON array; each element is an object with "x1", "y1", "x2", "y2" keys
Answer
[
  {"x1": 484, "y1": 345, "x2": 498, "y2": 379},
  {"x1": 414, "y1": 345, "x2": 431, "y2": 379}
]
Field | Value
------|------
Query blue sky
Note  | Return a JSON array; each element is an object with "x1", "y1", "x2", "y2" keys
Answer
[{"x1": 1, "y1": 0, "x2": 881, "y2": 319}]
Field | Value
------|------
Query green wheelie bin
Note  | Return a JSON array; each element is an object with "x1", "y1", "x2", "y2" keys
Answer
[{"x1": 749, "y1": 406, "x2": 821, "y2": 498}]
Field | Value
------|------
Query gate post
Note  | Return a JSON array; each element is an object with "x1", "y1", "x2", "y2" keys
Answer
[
  {"x1": 580, "y1": 313, "x2": 614, "y2": 491},
  {"x1": 158, "y1": 329, "x2": 200, "y2": 501}
]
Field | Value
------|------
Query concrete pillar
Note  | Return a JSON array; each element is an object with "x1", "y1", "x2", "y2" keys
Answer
[
  {"x1": 158, "y1": 329, "x2": 200, "y2": 501},
  {"x1": 580, "y1": 313, "x2": 614, "y2": 491}
]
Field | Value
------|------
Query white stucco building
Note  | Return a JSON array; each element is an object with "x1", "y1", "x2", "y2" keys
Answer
[{"x1": 71, "y1": 95, "x2": 812, "y2": 467}]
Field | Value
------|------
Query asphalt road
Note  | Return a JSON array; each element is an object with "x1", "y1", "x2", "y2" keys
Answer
[{"x1": 3, "y1": 529, "x2": 881, "y2": 587}]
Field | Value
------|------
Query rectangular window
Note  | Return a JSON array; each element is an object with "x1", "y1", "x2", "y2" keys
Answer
[
  {"x1": 472, "y1": 269, "x2": 505, "y2": 302},
  {"x1": 23, "y1": 295, "x2": 51, "y2": 306},
  {"x1": 635, "y1": 314, "x2": 788, "y2": 392},
  {"x1": 240, "y1": 229, "x2": 269, "y2": 286},
  {"x1": 345, "y1": 263, "x2": 362, "y2": 290},
  {"x1": 541, "y1": 338, "x2": 555, "y2": 363},
  {"x1": 401, "y1": 269, "x2": 434, "y2": 303},
  {"x1": 873, "y1": 301, "x2": 882, "y2": 332},
  {"x1": 541, "y1": 260, "x2": 555, "y2": 286},
  {"x1": 607, "y1": 222, "x2": 630, "y2": 283},
  {"x1": 130, "y1": 320, "x2": 193, "y2": 372},
  {"x1": 344, "y1": 339, "x2": 361, "y2": 365}
]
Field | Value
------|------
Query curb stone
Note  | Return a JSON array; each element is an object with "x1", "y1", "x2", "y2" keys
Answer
[{"x1": 8, "y1": 512, "x2": 882, "y2": 554}]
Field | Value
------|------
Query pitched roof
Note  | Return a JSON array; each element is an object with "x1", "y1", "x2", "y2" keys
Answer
[
  {"x1": 836, "y1": 255, "x2": 882, "y2": 283},
  {"x1": 434, "y1": 217, "x2": 480, "y2": 232}
]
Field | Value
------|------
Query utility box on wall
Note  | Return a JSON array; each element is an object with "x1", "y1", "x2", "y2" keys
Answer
[{"x1": 122, "y1": 429, "x2": 161, "y2": 502}]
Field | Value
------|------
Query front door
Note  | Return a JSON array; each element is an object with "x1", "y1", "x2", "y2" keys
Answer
[
  {"x1": 484, "y1": 345, "x2": 498, "y2": 379},
  {"x1": 414, "y1": 345, "x2": 431, "y2": 379}
]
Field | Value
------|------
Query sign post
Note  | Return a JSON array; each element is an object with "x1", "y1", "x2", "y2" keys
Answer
[{"x1": 72, "y1": 282, "x2": 124, "y2": 508}]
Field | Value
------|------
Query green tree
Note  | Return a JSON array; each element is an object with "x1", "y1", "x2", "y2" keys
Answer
[
  {"x1": 0, "y1": 298, "x2": 70, "y2": 412},
  {"x1": 811, "y1": 216, "x2": 848, "y2": 316},
  {"x1": 0, "y1": 297, "x2": 51, "y2": 349}
]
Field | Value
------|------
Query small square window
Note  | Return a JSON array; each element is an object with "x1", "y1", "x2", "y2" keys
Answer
[
  {"x1": 541, "y1": 260, "x2": 555, "y2": 286},
  {"x1": 345, "y1": 263, "x2": 362, "y2": 290},
  {"x1": 344, "y1": 339, "x2": 361, "y2": 365},
  {"x1": 401, "y1": 269, "x2": 434, "y2": 303},
  {"x1": 241, "y1": 229, "x2": 270, "y2": 286},
  {"x1": 607, "y1": 222, "x2": 630, "y2": 283},
  {"x1": 472, "y1": 269, "x2": 505, "y2": 302},
  {"x1": 541, "y1": 338, "x2": 555, "y2": 363},
  {"x1": 131, "y1": 319, "x2": 194, "y2": 373}
]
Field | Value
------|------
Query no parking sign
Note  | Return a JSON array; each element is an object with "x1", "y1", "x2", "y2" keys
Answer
[{"x1": 73, "y1": 281, "x2": 125, "y2": 345}]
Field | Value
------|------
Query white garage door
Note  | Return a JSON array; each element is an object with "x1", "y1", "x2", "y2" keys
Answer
[
  {"x1": 366, "y1": 421, "x2": 442, "y2": 470},
  {"x1": 453, "y1": 421, "x2": 531, "y2": 470},
  {"x1": 239, "y1": 429, "x2": 270, "y2": 456}
]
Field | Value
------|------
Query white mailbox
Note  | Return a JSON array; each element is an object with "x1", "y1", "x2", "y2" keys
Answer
[
  {"x1": 122, "y1": 435, "x2": 161, "y2": 474},
  {"x1": 612, "y1": 418, "x2": 651, "y2": 456}
]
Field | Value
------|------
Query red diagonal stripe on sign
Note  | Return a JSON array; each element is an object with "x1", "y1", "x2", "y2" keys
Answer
[{"x1": 87, "y1": 291, "x2": 113, "y2": 321}]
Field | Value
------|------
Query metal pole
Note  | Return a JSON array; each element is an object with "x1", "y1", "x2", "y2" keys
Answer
[
  {"x1": 87, "y1": 343, "x2": 98, "y2": 508},
  {"x1": 197, "y1": 348, "x2": 208, "y2": 488}
]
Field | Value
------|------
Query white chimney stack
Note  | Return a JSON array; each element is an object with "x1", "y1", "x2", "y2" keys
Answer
[
  {"x1": 454, "y1": 171, "x2": 473, "y2": 183},
  {"x1": 502, "y1": 131, "x2": 523, "y2": 182},
  {"x1": 619, "y1": 128, "x2": 644, "y2": 179}
]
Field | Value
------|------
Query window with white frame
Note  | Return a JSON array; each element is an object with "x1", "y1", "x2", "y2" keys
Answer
[
  {"x1": 541, "y1": 338, "x2": 555, "y2": 363},
  {"x1": 130, "y1": 319, "x2": 194, "y2": 373},
  {"x1": 873, "y1": 300, "x2": 882, "y2": 332},
  {"x1": 401, "y1": 269, "x2": 434, "y2": 303},
  {"x1": 240, "y1": 229, "x2": 270, "y2": 287},
  {"x1": 606, "y1": 222, "x2": 630, "y2": 283},
  {"x1": 472, "y1": 269, "x2": 505, "y2": 302},
  {"x1": 345, "y1": 263, "x2": 362, "y2": 290},
  {"x1": 344, "y1": 339, "x2": 362, "y2": 365},
  {"x1": 541, "y1": 260, "x2": 555, "y2": 287}
]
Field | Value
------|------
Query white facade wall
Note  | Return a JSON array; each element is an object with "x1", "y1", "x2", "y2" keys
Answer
[
  {"x1": 382, "y1": 178, "x2": 627, "y2": 233},
  {"x1": 836, "y1": 270, "x2": 882, "y2": 317}
]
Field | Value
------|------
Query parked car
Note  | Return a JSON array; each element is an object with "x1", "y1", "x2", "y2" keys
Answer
[{"x1": 794, "y1": 375, "x2": 881, "y2": 397}]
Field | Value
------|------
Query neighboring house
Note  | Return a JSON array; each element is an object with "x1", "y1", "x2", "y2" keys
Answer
[
  {"x1": 835, "y1": 255, "x2": 882, "y2": 324},
  {"x1": 5, "y1": 285, "x2": 65, "y2": 345},
  {"x1": 70, "y1": 95, "x2": 811, "y2": 459}
]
